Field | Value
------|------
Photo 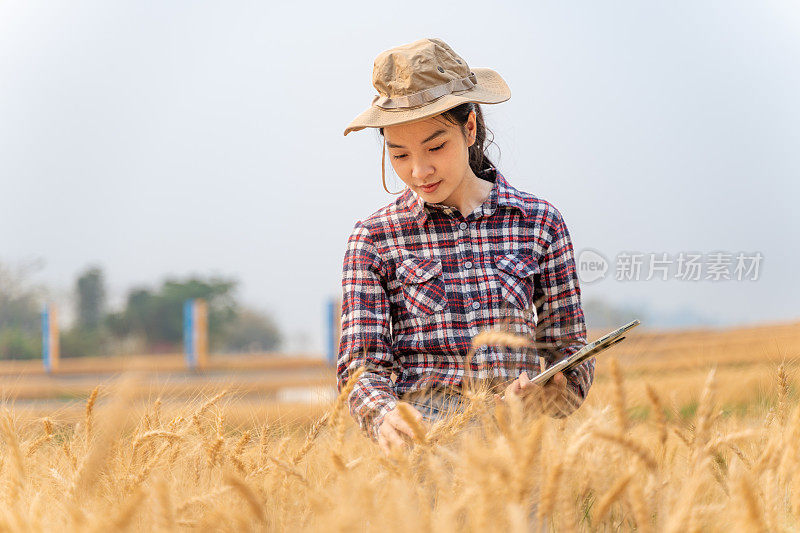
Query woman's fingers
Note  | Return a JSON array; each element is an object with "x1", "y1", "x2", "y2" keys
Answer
[
  {"x1": 377, "y1": 403, "x2": 436, "y2": 456},
  {"x1": 493, "y1": 366, "x2": 570, "y2": 414},
  {"x1": 378, "y1": 433, "x2": 391, "y2": 455},
  {"x1": 397, "y1": 419, "x2": 420, "y2": 442},
  {"x1": 540, "y1": 371, "x2": 568, "y2": 406},
  {"x1": 505, "y1": 375, "x2": 523, "y2": 398},
  {"x1": 548, "y1": 371, "x2": 567, "y2": 395},
  {"x1": 378, "y1": 431, "x2": 398, "y2": 456},
  {"x1": 406, "y1": 404, "x2": 430, "y2": 430},
  {"x1": 504, "y1": 371, "x2": 542, "y2": 400},
  {"x1": 388, "y1": 405, "x2": 428, "y2": 442},
  {"x1": 380, "y1": 422, "x2": 409, "y2": 453}
]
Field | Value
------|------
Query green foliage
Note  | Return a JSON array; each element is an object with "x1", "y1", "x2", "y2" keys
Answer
[
  {"x1": 106, "y1": 276, "x2": 239, "y2": 352},
  {"x1": 628, "y1": 404, "x2": 651, "y2": 422},
  {"x1": 1, "y1": 260, "x2": 283, "y2": 358},
  {"x1": 0, "y1": 260, "x2": 45, "y2": 359},
  {"x1": 76, "y1": 266, "x2": 105, "y2": 329},
  {"x1": 102, "y1": 274, "x2": 283, "y2": 354},
  {"x1": 222, "y1": 307, "x2": 282, "y2": 352},
  {"x1": 679, "y1": 400, "x2": 699, "y2": 420},
  {"x1": 61, "y1": 325, "x2": 112, "y2": 358},
  {"x1": 0, "y1": 328, "x2": 40, "y2": 359}
]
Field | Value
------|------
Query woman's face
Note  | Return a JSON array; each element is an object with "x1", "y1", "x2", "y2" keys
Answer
[{"x1": 383, "y1": 111, "x2": 477, "y2": 205}]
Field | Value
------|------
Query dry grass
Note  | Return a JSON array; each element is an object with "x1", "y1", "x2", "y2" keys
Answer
[{"x1": 0, "y1": 321, "x2": 797, "y2": 531}]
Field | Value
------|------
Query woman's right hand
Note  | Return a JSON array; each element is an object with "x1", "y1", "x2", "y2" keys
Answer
[{"x1": 377, "y1": 403, "x2": 429, "y2": 456}]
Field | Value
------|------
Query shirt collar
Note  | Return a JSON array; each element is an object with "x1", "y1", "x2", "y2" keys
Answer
[{"x1": 404, "y1": 167, "x2": 528, "y2": 227}]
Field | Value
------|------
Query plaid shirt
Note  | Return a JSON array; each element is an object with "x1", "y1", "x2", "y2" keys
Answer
[{"x1": 337, "y1": 166, "x2": 594, "y2": 441}]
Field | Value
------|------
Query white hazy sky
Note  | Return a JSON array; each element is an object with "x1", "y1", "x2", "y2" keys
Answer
[{"x1": 1, "y1": 1, "x2": 798, "y2": 354}]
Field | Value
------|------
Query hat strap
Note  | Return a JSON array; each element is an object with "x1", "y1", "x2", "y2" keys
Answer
[{"x1": 372, "y1": 72, "x2": 478, "y2": 110}]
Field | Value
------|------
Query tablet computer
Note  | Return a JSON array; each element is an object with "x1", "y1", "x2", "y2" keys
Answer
[
  {"x1": 499, "y1": 319, "x2": 641, "y2": 393},
  {"x1": 531, "y1": 319, "x2": 640, "y2": 385}
]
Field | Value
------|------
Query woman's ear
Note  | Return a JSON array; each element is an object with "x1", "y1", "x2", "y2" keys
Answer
[{"x1": 467, "y1": 111, "x2": 477, "y2": 145}]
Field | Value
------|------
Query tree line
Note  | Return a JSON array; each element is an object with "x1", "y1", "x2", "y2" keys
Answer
[{"x1": 0, "y1": 261, "x2": 282, "y2": 359}]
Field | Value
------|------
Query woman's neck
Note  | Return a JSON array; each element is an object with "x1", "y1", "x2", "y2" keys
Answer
[{"x1": 444, "y1": 169, "x2": 494, "y2": 218}]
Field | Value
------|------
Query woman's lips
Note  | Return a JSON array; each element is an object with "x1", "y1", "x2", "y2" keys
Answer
[{"x1": 420, "y1": 180, "x2": 441, "y2": 193}]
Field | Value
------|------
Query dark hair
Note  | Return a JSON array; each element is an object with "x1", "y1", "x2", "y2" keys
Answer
[{"x1": 378, "y1": 102, "x2": 500, "y2": 194}]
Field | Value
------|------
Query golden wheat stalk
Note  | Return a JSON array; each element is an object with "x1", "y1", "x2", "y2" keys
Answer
[
  {"x1": 131, "y1": 430, "x2": 183, "y2": 461},
  {"x1": 223, "y1": 469, "x2": 267, "y2": 523},
  {"x1": 593, "y1": 471, "x2": 634, "y2": 522},
  {"x1": 734, "y1": 468, "x2": 768, "y2": 533},
  {"x1": 609, "y1": 357, "x2": 628, "y2": 434},
  {"x1": 628, "y1": 477, "x2": 653, "y2": 533},
  {"x1": 85, "y1": 385, "x2": 99, "y2": 444},
  {"x1": 645, "y1": 383, "x2": 667, "y2": 446},
  {"x1": 1, "y1": 409, "x2": 26, "y2": 504},
  {"x1": 292, "y1": 411, "x2": 331, "y2": 466},
  {"x1": 89, "y1": 487, "x2": 145, "y2": 533},
  {"x1": 692, "y1": 367, "x2": 718, "y2": 453},
  {"x1": 25, "y1": 417, "x2": 54, "y2": 458},
  {"x1": 176, "y1": 486, "x2": 232, "y2": 516},
  {"x1": 536, "y1": 458, "x2": 564, "y2": 522},
  {"x1": 395, "y1": 401, "x2": 429, "y2": 447},
  {"x1": 471, "y1": 328, "x2": 534, "y2": 349},
  {"x1": 591, "y1": 429, "x2": 658, "y2": 472}
]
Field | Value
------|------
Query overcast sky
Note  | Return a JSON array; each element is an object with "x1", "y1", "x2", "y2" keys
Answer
[{"x1": 1, "y1": 1, "x2": 798, "y2": 354}]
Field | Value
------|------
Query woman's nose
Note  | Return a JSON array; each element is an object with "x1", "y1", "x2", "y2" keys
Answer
[{"x1": 411, "y1": 161, "x2": 434, "y2": 181}]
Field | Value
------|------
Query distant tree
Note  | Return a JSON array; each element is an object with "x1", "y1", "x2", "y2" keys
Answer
[
  {"x1": 60, "y1": 326, "x2": 109, "y2": 358},
  {"x1": 76, "y1": 266, "x2": 105, "y2": 330},
  {"x1": 107, "y1": 276, "x2": 240, "y2": 353},
  {"x1": 0, "y1": 259, "x2": 45, "y2": 359},
  {"x1": 59, "y1": 265, "x2": 111, "y2": 358},
  {"x1": 222, "y1": 307, "x2": 282, "y2": 353}
]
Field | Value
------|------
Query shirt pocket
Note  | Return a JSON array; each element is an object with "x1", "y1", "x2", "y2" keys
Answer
[
  {"x1": 396, "y1": 255, "x2": 449, "y2": 317},
  {"x1": 492, "y1": 252, "x2": 540, "y2": 311}
]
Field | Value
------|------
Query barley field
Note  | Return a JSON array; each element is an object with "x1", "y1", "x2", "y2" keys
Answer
[{"x1": 0, "y1": 321, "x2": 798, "y2": 532}]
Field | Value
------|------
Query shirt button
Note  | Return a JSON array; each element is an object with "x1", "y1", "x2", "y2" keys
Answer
[
  {"x1": 459, "y1": 222, "x2": 468, "y2": 230},
  {"x1": 464, "y1": 261, "x2": 473, "y2": 269},
  {"x1": 472, "y1": 301, "x2": 480, "y2": 310}
]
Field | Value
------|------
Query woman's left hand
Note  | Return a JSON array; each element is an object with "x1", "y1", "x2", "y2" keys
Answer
[{"x1": 496, "y1": 360, "x2": 570, "y2": 413}]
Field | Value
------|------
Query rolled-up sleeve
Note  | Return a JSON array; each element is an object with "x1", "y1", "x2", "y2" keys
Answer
[
  {"x1": 337, "y1": 220, "x2": 398, "y2": 441},
  {"x1": 535, "y1": 206, "x2": 594, "y2": 417}
]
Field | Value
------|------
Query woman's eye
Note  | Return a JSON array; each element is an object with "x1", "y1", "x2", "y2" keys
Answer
[{"x1": 391, "y1": 142, "x2": 445, "y2": 160}]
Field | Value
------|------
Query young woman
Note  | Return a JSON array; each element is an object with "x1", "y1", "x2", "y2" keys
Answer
[{"x1": 338, "y1": 38, "x2": 594, "y2": 456}]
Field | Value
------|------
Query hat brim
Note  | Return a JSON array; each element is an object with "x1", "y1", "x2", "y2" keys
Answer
[{"x1": 343, "y1": 67, "x2": 510, "y2": 136}]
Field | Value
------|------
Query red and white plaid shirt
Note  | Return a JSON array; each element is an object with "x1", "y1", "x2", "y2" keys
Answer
[{"x1": 337, "y1": 166, "x2": 594, "y2": 441}]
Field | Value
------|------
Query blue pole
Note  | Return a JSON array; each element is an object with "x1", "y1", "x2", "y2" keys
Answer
[
  {"x1": 184, "y1": 299, "x2": 195, "y2": 369},
  {"x1": 41, "y1": 304, "x2": 50, "y2": 373}
]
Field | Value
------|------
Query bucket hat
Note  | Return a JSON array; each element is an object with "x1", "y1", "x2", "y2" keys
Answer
[{"x1": 343, "y1": 37, "x2": 511, "y2": 137}]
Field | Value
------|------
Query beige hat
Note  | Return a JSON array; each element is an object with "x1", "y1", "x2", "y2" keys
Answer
[{"x1": 343, "y1": 37, "x2": 511, "y2": 137}]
